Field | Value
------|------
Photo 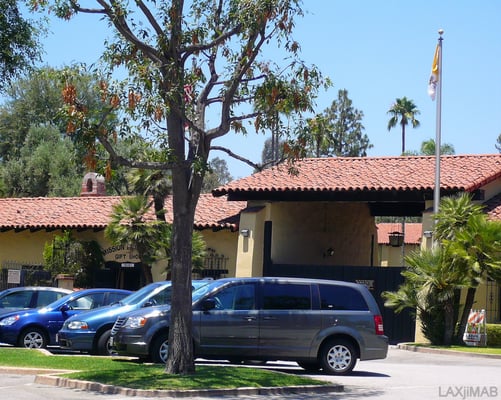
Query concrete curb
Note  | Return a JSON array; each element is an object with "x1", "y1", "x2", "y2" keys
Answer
[
  {"x1": 34, "y1": 373, "x2": 343, "y2": 398},
  {"x1": 397, "y1": 343, "x2": 501, "y2": 359},
  {"x1": 0, "y1": 366, "x2": 76, "y2": 375}
]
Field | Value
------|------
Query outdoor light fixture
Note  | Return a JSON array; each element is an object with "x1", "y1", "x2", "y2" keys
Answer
[
  {"x1": 240, "y1": 229, "x2": 250, "y2": 237},
  {"x1": 323, "y1": 247, "x2": 334, "y2": 257},
  {"x1": 388, "y1": 231, "x2": 404, "y2": 247},
  {"x1": 423, "y1": 230, "x2": 433, "y2": 238}
]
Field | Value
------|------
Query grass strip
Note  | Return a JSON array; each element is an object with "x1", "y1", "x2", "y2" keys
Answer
[
  {"x1": 0, "y1": 348, "x2": 327, "y2": 390},
  {"x1": 407, "y1": 343, "x2": 501, "y2": 355},
  {"x1": 66, "y1": 363, "x2": 326, "y2": 390}
]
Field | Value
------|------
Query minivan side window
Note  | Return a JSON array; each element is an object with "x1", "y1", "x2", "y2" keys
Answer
[
  {"x1": 212, "y1": 284, "x2": 256, "y2": 310},
  {"x1": 262, "y1": 283, "x2": 311, "y2": 310},
  {"x1": 319, "y1": 284, "x2": 369, "y2": 311}
]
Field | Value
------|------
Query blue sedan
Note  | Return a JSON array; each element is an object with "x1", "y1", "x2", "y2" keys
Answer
[
  {"x1": 58, "y1": 279, "x2": 212, "y2": 355},
  {"x1": 0, "y1": 288, "x2": 131, "y2": 349}
]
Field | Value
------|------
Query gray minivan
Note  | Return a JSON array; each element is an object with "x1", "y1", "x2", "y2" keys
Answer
[{"x1": 110, "y1": 277, "x2": 388, "y2": 375}]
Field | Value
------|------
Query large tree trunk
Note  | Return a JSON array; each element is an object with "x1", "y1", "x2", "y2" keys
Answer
[
  {"x1": 455, "y1": 287, "x2": 477, "y2": 344},
  {"x1": 443, "y1": 298, "x2": 455, "y2": 345},
  {"x1": 164, "y1": 108, "x2": 204, "y2": 374},
  {"x1": 165, "y1": 168, "x2": 197, "y2": 374},
  {"x1": 401, "y1": 123, "x2": 406, "y2": 154}
]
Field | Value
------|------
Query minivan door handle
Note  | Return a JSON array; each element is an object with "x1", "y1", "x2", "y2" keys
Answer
[
  {"x1": 262, "y1": 316, "x2": 277, "y2": 320},
  {"x1": 244, "y1": 316, "x2": 257, "y2": 321}
]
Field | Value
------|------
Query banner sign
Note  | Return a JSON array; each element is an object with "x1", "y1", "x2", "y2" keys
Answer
[{"x1": 463, "y1": 309, "x2": 487, "y2": 347}]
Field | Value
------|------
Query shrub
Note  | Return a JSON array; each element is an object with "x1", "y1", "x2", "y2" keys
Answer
[{"x1": 487, "y1": 324, "x2": 501, "y2": 347}]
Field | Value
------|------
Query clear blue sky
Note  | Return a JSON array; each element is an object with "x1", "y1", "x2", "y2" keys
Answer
[{"x1": 29, "y1": 1, "x2": 501, "y2": 179}]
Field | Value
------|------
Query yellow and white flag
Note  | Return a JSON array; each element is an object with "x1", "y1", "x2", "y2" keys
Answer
[{"x1": 428, "y1": 44, "x2": 440, "y2": 100}]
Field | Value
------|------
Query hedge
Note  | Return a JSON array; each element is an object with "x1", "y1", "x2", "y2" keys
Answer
[{"x1": 487, "y1": 324, "x2": 501, "y2": 347}]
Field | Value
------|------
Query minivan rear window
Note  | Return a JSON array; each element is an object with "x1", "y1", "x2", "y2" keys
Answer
[
  {"x1": 262, "y1": 283, "x2": 311, "y2": 310},
  {"x1": 319, "y1": 284, "x2": 369, "y2": 311}
]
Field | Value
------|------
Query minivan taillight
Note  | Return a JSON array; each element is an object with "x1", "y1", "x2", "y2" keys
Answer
[{"x1": 374, "y1": 315, "x2": 384, "y2": 335}]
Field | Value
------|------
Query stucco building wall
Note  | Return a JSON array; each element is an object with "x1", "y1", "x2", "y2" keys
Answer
[
  {"x1": 0, "y1": 230, "x2": 54, "y2": 267},
  {"x1": 268, "y1": 202, "x2": 378, "y2": 266},
  {"x1": 232, "y1": 201, "x2": 379, "y2": 275},
  {"x1": 199, "y1": 229, "x2": 238, "y2": 277}
]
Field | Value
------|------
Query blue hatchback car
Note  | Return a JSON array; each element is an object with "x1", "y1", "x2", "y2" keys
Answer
[
  {"x1": 57, "y1": 280, "x2": 211, "y2": 355},
  {"x1": 0, "y1": 288, "x2": 131, "y2": 349}
]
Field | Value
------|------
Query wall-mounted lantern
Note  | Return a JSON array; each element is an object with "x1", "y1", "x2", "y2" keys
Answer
[
  {"x1": 240, "y1": 229, "x2": 250, "y2": 237},
  {"x1": 323, "y1": 247, "x2": 335, "y2": 257},
  {"x1": 388, "y1": 231, "x2": 404, "y2": 247}
]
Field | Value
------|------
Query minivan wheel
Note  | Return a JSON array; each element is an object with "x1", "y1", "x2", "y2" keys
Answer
[
  {"x1": 151, "y1": 333, "x2": 169, "y2": 364},
  {"x1": 297, "y1": 361, "x2": 321, "y2": 372},
  {"x1": 319, "y1": 339, "x2": 357, "y2": 375},
  {"x1": 19, "y1": 327, "x2": 47, "y2": 349},
  {"x1": 96, "y1": 329, "x2": 114, "y2": 356}
]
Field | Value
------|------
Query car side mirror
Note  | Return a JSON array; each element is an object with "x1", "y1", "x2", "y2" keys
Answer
[
  {"x1": 202, "y1": 298, "x2": 216, "y2": 312},
  {"x1": 60, "y1": 304, "x2": 70, "y2": 312}
]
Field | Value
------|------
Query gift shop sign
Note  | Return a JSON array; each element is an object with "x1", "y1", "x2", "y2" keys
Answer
[{"x1": 102, "y1": 244, "x2": 140, "y2": 262}]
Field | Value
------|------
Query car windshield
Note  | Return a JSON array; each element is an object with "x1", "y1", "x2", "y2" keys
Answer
[
  {"x1": 119, "y1": 282, "x2": 167, "y2": 306},
  {"x1": 119, "y1": 280, "x2": 212, "y2": 306}
]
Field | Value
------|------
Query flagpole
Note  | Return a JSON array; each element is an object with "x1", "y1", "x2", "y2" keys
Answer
[{"x1": 433, "y1": 29, "x2": 444, "y2": 236}]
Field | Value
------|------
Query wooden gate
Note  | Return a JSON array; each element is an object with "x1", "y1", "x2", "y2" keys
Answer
[{"x1": 266, "y1": 263, "x2": 415, "y2": 344}]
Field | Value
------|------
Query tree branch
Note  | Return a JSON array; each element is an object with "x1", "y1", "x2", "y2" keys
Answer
[
  {"x1": 213, "y1": 30, "x2": 269, "y2": 139},
  {"x1": 69, "y1": 0, "x2": 106, "y2": 14},
  {"x1": 97, "y1": 132, "x2": 181, "y2": 170},
  {"x1": 181, "y1": 25, "x2": 242, "y2": 62},
  {"x1": 136, "y1": 0, "x2": 164, "y2": 37},
  {"x1": 210, "y1": 145, "x2": 263, "y2": 172},
  {"x1": 93, "y1": 0, "x2": 164, "y2": 65}
]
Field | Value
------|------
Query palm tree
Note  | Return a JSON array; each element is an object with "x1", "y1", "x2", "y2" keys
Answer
[
  {"x1": 449, "y1": 216, "x2": 501, "y2": 341},
  {"x1": 435, "y1": 193, "x2": 501, "y2": 343},
  {"x1": 383, "y1": 247, "x2": 469, "y2": 345},
  {"x1": 436, "y1": 196, "x2": 501, "y2": 342},
  {"x1": 105, "y1": 196, "x2": 170, "y2": 285},
  {"x1": 384, "y1": 193, "x2": 501, "y2": 345},
  {"x1": 387, "y1": 97, "x2": 421, "y2": 154},
  {"x1": 419, "y1": 139, "x2": 455, "y2": 156},
  {"x1": 127, "y1": 168, "x2": 171, "y2": 222}
]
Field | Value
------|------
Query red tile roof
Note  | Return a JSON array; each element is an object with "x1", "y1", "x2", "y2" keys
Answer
[
  {"x1": 0, "y1": 194, "x2": 242, "y2": 231},
  {"x1": 482, "y1": 193, "x2": 501, "y2": 221},
  {"x1": 376, "y1": 223, "x2": 422, "y2": 245},
  {"x1": 3, "y1": 155, "x2": 501, "y2": 232},
  {"x1": 213, "y1": 155, "x2": 501, "y2": 196}
]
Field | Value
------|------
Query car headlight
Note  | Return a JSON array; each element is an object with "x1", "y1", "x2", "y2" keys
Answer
[
  {"x1": 66, "y1": 321, "x2": 89, "y2": 330},
  {"x1": 0, "y1": 315, "x2": 20, "y2": 326},
  {"x1": 124, "y1": 316, "x2": 147, "y2": 329}
]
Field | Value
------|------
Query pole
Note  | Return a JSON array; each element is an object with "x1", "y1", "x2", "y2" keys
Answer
[{"x1": 433, "y1": 30, "x2": 444, "y2": 242}]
